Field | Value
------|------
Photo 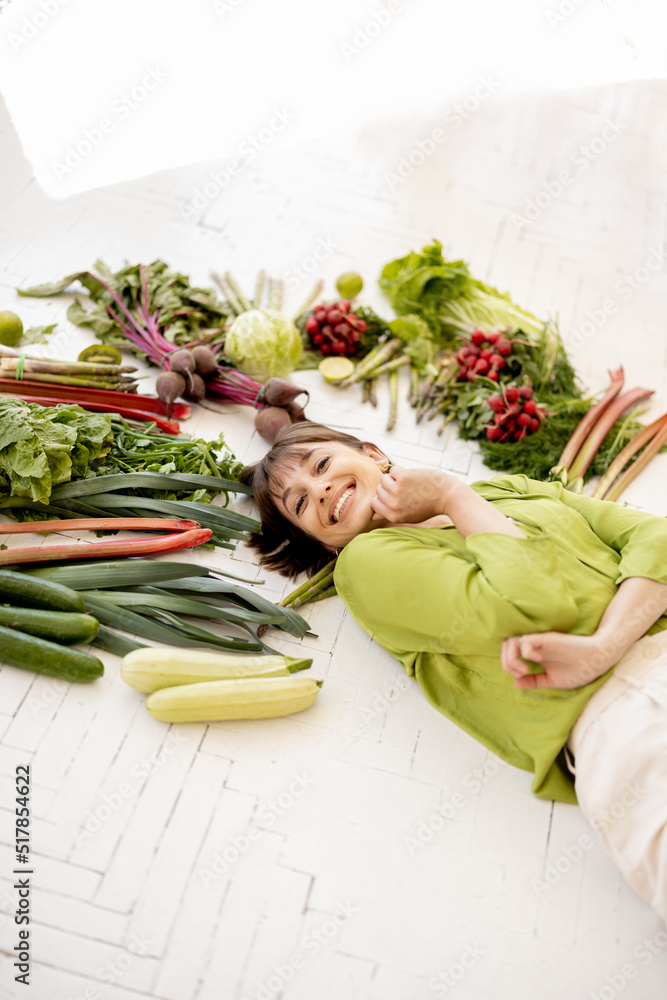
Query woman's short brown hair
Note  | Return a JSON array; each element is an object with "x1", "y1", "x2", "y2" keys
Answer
[{"x1": 239, "y1": 422, "x2": 381, "y2": 578}]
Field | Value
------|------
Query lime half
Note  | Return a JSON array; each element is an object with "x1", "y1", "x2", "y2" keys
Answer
[
  {"x1": 319, "y1": 356, "x2": 355, "y2": 382},
  {"x1": 335, "y1": 272, "x2": 363, "y2": 299},
  {"x1": 0, "y1": 311, "x2": 23, "y2": 347}
]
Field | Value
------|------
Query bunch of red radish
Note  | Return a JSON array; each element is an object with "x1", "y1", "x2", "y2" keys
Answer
[
  {"x1": 456, "y1": 329, "x2": 513, "y2": 382},
  {"x1": 486, "y1": 384, "x2": 546, "y2": 442},
  {"x1": 304, "y1": 300, "x2": 367, "y2": 357}
]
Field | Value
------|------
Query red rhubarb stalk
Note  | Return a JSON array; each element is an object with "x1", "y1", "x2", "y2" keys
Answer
[
  {"x1": 0, "y1": 518, "x2": 201, "y2": 534},
  {"x1": 592, "y1": 414, "x2": 667, "y2": 499},
  {"x1": 599, "y1": 415, "x2": 667, "y2": 502},
  {"x1": 0, "y1": 527, "x2": 213, "y2": 566},
  {"x1": 556, "y1": 367, "x2": 625, "y2": 472},
  {"x1": 567, "y1": 387, "x2": 655, "y2": 482},
  {"x1": 0, "y1": 379, "x2": 191, "y2": 418},
  {"x1": 0, "y1": 393, "x2": 181, "y2": 434}
]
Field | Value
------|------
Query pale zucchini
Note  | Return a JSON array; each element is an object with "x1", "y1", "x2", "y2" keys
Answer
[
  {"x1": 121, "y1": 648, "x2": 312, "y2": 693},
  {"x1": 146, "y1": 675, "x2": 322, "y2": 723}
]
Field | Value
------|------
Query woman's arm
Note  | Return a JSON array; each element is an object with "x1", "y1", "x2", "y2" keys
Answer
[
  {"x1": 371, "y1": 467, "x2": 526, "y2": 539},
  {"x1": 501, "y1": 577, "x2": 667, "y2": 689}
]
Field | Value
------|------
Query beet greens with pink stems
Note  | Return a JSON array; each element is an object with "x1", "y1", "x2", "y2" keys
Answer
[
  {"x1": 19, "y1": 259, "x2": 231, "y2": 361},
  {"x1": 18, "y1": 258, "x2": 273, "y2": 407}
]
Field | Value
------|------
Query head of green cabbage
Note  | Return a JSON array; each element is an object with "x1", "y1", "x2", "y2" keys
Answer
[{"x1": 224, "y1": 308, "x2": 302, "y2": 383}]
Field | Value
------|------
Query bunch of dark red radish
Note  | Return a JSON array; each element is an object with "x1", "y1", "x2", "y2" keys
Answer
[
  {"x1": 456, "y1": 329, "x2": 513, "y2": 382},
  {"x1": 486, "y1": 385, "x2": 546, "y2": 442},
  {"x1": 304, "y1": 300, "x2": 367, "y2": 357}
]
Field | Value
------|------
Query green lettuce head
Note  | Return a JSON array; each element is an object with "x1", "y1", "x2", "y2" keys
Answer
[{"x1": 224, "y1": 308, "x2": 302, "y2": 383}]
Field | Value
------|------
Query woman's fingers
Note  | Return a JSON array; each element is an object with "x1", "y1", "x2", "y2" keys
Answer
[
  {"x1": 513, "y1": 671, "x2": 555, "y2": 690},
  {"x1": 501, "y1": 636, "x2": 525, "y2": 675},
  {"x1": 501, "y1": 634, "x2": 545, "y2": 676},
  {"x1": 519, "y1": 636, "x2": 543, "y2": 663}
]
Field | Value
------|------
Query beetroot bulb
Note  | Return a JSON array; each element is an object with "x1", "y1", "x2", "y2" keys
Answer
[
  {"x1": 191, "y1": 346, "x2": 219, "y2": 376},
  {"x1": 183, "y1": 372, "x2": 206, "y2": 402},
  {"x1": 285, "y1": 400, "x2": 307, "y2": 422},
  {"x1": 167, "y1": 349, "x2": 196, "y2": 391},
  {"x1": 254, "y1": 406, "x2": 292, "y2": 444},
  {"x1": 262, "y1": 377, "x2": 309, "y2": 408},
  {"x1": 156, "y1": 371, "x2": 187, "y2": 407}
]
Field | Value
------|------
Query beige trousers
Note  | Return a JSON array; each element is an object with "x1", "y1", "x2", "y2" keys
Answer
[{"x1": 566, "y1": 629, "x2": 667, "y2": 923}]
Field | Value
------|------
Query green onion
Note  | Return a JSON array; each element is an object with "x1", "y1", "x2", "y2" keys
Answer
[
  {"x1": 82, "y1": 596, "x2": 262, "y2": 652},
  {"x1": 50, "y1": 471, "x2": 250, "y2": 499},
  {"x1": 92, "y1": 624, "x2": 146, "y2": 656}
]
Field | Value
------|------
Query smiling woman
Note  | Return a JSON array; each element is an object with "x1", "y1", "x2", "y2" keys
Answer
[
  {"x1": 238, "y1": 423, "x2": 393, "y2": 573},
  {"x1": 240, "y1": 421, "x2": 667, "y2": 923}
]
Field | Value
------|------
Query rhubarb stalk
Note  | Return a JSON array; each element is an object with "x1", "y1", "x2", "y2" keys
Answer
[
  {"x1": 0, "y1": 378, "x2": 191, "y2": 418},
  {"x1": 554, "y1": 366, "x2": 625, "y2": 474},
  {"x1": 592, "y1": 414, "x2": 667, "y2": 499},
  {"x1": 0, "y1": 518, "x2": 201, "y2": 534},
  {"x1": 598, "y1": 415, "x2": 667, "y2": 502},
  {"x1": 0, "y1": 527, "x2": 212, "y2": 566},
  {"x1": 566, "y1": 387, "x2": 654, "y2": 482}
]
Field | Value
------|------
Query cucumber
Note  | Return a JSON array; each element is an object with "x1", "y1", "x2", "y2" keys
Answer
[
  {"x1": 0, "y1": 605, "x2": 99, "y2": 644},
  {"x1": 0, "y1": 625, "x2": 103, "y2": 682},
  {"x1": 0, "y1": 570, "x2": 86, "y2": 613}
]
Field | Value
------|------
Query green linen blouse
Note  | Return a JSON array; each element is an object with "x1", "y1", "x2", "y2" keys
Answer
[{"x1": 333, "y1": 474, "x2": 667, "y2": 804}]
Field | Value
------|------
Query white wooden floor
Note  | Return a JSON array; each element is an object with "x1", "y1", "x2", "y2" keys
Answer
[{"x1": 1, "y1": 77, "x2": 667, "y2": 1000}]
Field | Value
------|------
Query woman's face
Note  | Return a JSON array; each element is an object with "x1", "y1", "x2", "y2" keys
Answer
[{"x1": 271, "y1": 440, "x2": 389, "y2": 550}]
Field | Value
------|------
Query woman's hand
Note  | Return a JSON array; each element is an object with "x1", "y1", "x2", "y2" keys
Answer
[
  {"x1": 500, "y1": 632, "x2": 618, "y2": 690},
  {"x1": 371, "y1": 466, "x2": 459, "y2": 523}
]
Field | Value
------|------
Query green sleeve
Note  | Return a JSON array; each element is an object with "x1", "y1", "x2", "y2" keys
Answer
[
  {"x1": 478, "y1": 474, "x2": 667, "y2": 587},
  {"x1": 334, "y1": 528, "x2": 580, "y2": 656}
]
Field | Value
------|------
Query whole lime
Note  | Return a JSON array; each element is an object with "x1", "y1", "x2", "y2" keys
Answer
[
  {"x1": 335, "y1": 272, "x2": 363, "y2": 299},
  {"x1": 0, "y1": 311, "x2": 23, "y2": 347}
]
